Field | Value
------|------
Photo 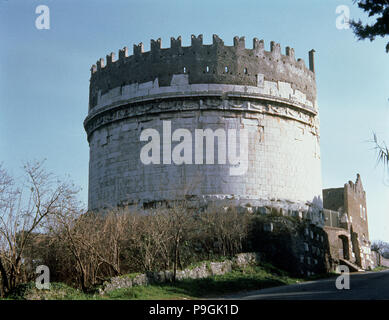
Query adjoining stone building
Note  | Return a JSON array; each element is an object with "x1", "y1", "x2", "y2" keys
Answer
[{"x1": 323, "y1": 174, "x2": 374, "y2": 271}]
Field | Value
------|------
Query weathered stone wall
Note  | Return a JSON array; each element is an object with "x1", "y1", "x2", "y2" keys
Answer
[
  {"x1": 85, "y1": 35, "x2": 323, "y2": 226},
  {"x1": 89, "y1": 35, "x2": 316, "y2": 110},
  {"x1": 87, "y1": 104, "x2": 321, "y2": 214},
  {"x1": 99, "y1": 252, "x2": 261, "y2": 295},
  {"x1": 323, "y1": 175, "x2": 373, "y2": 271},
  {"x1": 344, "y1": 175, "x2": 371, "y2": 268},
  {"x1": 371, "y1": 251, "x2": 389, "y2": 268},
  {"x1": 249, "y1": 215, "x2": 330, "y2": 277},
  {"x1": 323, "y1": 188, "x2": 344, "y2": 212},
  {"x1": 324, "y1": 226, "x2": 353, "y2": 270}
]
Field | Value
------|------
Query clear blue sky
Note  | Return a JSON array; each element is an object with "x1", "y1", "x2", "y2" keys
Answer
[{"x1": 1, "y1": 0, "x2": 388, "y2": 242}]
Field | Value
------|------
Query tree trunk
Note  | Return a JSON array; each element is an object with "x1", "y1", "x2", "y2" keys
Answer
[
  {"x1": 173, "y1": 234, "x2": 180, "y2": 282},
  {"x1": 0, "y1": 259, "x2": 9, "y2": 297},
  {"x1": 80, "y1": 268, "x2": 87, "y2": 292}
]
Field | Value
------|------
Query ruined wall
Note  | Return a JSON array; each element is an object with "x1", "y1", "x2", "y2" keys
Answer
[
  {"x1": 85, "y1": 35, "x2": 323, "y2": 226},
  {"x1": 371, "y1": 251, "x2": 389, "y2": 268},
  {"x1": 323, "y1": 174, "x2": 373, "y2": 270},
  {"x1": 250, "y1": 215, "x2": 330, "y2": 276},
  {"x1": 99, "y1": 252, "x2": 261, "y2": 295},
  {"x1": 344, "y1": 175, "x2": 371, "y2": 269},
  {"x1": 323, "y1": 188, "x2": 344, "y2": 212},
  {"x1": 324, "y1": 226, "x2": 353, "y2": 270}
]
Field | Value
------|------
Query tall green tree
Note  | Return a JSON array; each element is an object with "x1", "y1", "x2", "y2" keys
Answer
[
  {"x1": 350, "y1": 1, "x2": 389, "y2": 169},
  {"x1": 350, "y1": 0, "x2": 389, "y2": 52}
]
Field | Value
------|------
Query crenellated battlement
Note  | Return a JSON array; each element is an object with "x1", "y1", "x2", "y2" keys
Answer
[
  {"x1": 90, "y1": 34, "x2": 315, "y2": 74},
  {"x1": 88, "y1": 34, "x2": 317, "y2": 109}
]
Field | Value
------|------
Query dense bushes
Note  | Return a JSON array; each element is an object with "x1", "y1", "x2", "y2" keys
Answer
[
  {"x1": 0, "y1": 161, "x2": 256, "y2": 295},
  {"x1": 23, "y1": 203, "x2": 253, "y2": 291}
]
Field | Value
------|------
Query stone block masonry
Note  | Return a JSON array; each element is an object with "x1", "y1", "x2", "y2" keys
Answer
[
  {"x1": 84, "y1": 34, "x2": 323, "y2": 226},
  {"x1": 250, "y1": 215, "x2": 330, "y2": 276}
]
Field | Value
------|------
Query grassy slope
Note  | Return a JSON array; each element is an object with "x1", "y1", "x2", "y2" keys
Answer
[
  {"x1": 372, "y1": 266, "x2": 389, "y2": 272},
  {"x1": 5, "y1": 263, "x2": 321, "y2": 300},
  {"x1": 104, "y1": 265, "x2": 303, "y2": 300}
]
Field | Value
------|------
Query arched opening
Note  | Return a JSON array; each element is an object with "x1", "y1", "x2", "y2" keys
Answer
[{"x1": 338, "y1": 235, "x2": 350, "y2": 260}]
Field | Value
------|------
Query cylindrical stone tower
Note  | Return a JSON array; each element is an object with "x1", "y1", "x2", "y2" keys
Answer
[{"x1": 84, "y1": 35, "x2": 323, "y2": 225}]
